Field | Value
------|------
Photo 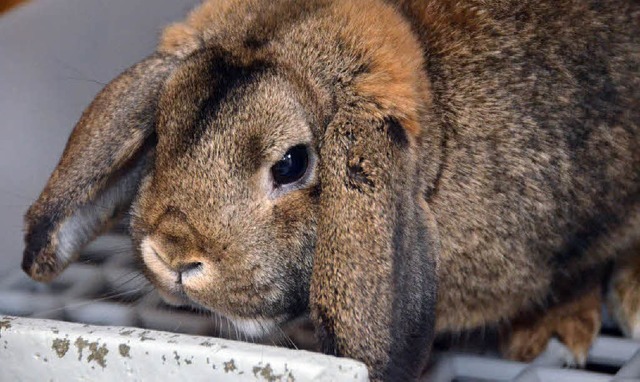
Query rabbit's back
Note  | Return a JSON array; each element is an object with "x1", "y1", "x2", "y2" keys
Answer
[{"x1": 404, "y1": 0, "x2": 640, "y2": 331}]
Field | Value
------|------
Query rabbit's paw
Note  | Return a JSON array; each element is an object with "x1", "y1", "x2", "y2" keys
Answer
[
  {"x1": 608, "y1": 254, "x2": 640, "y2": 339},
  {"x1": 501, "y1": 288, "x2": 601, "y2": 366}
]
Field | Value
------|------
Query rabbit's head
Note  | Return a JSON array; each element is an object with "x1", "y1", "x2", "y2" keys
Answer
[
  {"x1": 131, "y1": 48, "x2": 324, "y2": 335},
  {"x1": 23, "y1": 0, "x2": 438, "y2": 378}
]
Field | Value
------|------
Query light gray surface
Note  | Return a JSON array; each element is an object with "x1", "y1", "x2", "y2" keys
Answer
[
  {"x1": 0, "y1": 315, "x2": 368, "y2": 382},
  {"x1": 0, "y1": 0, "x2": 200, "y2": 276}
]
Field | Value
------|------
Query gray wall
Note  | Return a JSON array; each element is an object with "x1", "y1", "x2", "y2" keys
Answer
[{"x1": 0, "y1": 0, "x2": 200, "y2": 275}]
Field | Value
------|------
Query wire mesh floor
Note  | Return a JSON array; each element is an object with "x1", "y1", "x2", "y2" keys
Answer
[{"x1": 1, "y1": 233, "x2": 639, "y2": 381}]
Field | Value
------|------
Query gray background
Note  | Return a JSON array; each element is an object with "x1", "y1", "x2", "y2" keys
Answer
[{"x1": 0, "y1": 0, "x2": 200, "y2": 275}]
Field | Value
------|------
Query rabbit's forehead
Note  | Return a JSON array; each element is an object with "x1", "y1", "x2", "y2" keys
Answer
[
  {"x1": 206, "y1": 77, "x2": 313, "y2": 152},
  {"x1": 156, "y1": 58, "x2": 313, "y2": 180}
]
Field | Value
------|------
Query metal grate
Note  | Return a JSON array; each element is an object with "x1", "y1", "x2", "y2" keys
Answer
[
  {"x1": 0, "y1": 233, "x2": 638, "y2": 381},
  {"x1": 425, "y1": 336, "x2": 640, "y2": 381}
]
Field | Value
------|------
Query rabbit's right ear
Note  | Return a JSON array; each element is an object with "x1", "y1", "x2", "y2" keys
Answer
[{"x1": 22, "y1": 53, "x2": 179, "y2": 282}]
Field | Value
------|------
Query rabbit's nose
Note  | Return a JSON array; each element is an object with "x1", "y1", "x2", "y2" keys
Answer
[
  {"x1": 149, "y1": 242, "x2": 204, "y2": 275},
  {"x1": 176, "y1": 261, "x2": 203, "y2": 283}
]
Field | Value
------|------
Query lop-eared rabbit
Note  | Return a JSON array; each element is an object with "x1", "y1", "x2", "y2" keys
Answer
[{"x1": 21, "y1": 0, "x2": 639, "y2": 380}]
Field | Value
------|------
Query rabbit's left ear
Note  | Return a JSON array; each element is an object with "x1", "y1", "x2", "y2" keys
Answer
[
  {"x1": 22, "y1": 53, "x2": 179, "y2": 282},
  {"x1": 310, "y1": 110, "x2": 438, "y2": 380}
]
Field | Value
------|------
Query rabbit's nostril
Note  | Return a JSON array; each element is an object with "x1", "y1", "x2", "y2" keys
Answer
[
  {"x1": 177, "y1": 262, "x2": 203, "y2": 275},
  {"x1": 176, "y1": 262, "x2": 202, "y2": 284}
]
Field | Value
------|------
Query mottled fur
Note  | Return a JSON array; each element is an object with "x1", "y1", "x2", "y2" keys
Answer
[{"x1": 22, "y1": 0, "x2": 639, "y2": 380}]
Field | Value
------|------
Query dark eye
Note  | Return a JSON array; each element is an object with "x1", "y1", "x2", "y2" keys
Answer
[{"x1": 271, "y1": 145, "x2": 309, "y2": 186}]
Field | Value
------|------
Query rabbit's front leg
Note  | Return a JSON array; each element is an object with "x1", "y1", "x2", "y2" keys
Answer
[
  {"x1": 608, "y1": 251, "x2": 640, "y2": 339},
  {"x1": 500, "y1": 286, "x2": 601, "y2": 366}
]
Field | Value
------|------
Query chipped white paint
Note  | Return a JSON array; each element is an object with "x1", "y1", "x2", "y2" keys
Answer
[{"x1": 0, "y1": 316, "x2": 368, "y2": 382}]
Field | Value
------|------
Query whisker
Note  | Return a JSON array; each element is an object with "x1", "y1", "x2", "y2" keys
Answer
[
  {"x1": 279, "y1": 324, "x2": 298, "y2": 350},
  {"x1": 172, "y1": 319, "x2": 183, "y2": 332},
  {"x1": 113, "y1": 274, "x2": 149, "y2": 293},
  {"x1": 31, "y1": 285, "x2": 153, "y2": 317},
  {"x1": 54, "y1": 58, "x2": 106, "y2": 86},
  {"x1": 234, "y1": 322, "x2": 239, "y2": 342},
  {"x1": 111, "y1": 270, "x2": 145, "y2": 285},
  {"x1": 60, "y1": 76, "x2": 108, "y2": 86}
]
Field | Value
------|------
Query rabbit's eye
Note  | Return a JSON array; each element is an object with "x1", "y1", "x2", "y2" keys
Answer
[{"x1": 271, "y1": 145, "x2": 309, "y2": 186}]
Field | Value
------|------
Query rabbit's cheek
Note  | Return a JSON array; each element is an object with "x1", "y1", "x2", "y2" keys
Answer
[{"x1": 140, "y1": 237, "x2": 180, "y2": 292}]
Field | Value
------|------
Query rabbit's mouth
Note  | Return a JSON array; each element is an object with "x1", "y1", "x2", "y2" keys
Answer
[{"x1": 156, "y1": 283, "x2": 281, "y2": 339}]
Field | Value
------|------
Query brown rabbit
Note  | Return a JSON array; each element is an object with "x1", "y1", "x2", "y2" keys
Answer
[{"x1": 21, "y1": 0, "x2": 639, "y2": 380}]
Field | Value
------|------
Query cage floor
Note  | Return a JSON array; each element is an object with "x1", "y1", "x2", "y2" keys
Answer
[{"x1": 1, "y1": 233, "x2": 639, "y2": 381}]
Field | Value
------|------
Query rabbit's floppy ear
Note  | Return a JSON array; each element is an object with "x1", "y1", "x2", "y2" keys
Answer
[
  {"x1": 23, "y1": 53, "x2": 179, "y2": 282},
  {"x1": 310, "y1": 110, "x2": 438, "y2": 380}
]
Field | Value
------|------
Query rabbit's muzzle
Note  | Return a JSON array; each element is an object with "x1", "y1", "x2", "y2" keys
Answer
[
  {"x1": 139, "y1": 234, "x2": 289, "y2": 338},
  {"x1": 139, "y1": 235, "x2": 208, "y2": 303}
]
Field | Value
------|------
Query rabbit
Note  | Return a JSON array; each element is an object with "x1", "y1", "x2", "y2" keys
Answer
[{"x1": 21, "y1": 0, "x2": 639, "y2": 380}]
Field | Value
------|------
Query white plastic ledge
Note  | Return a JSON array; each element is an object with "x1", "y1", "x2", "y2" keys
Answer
[{"x1": 0, "y1": 316, "x2": 368, "y2": 382}]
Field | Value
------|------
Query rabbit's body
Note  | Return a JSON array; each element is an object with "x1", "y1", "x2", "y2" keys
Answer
[
  {"x1": 21, "y1": 0, "x2": 639, "y2": 380},
  {"x1": 400, "y1": 0, "x2": 640, "y2": 332}
]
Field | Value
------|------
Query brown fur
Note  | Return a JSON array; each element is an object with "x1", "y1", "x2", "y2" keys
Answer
[{"x1": 21, "y1": 1, "x2": 640, "y2": 380}]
